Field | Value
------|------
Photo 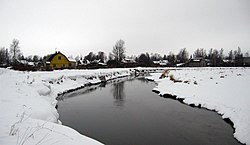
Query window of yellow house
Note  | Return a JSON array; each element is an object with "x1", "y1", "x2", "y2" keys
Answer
[
  {"x1": 58, "y1": 56, "x2": 61, "y2": 60},
  {"x1": 53, "y1": 64, "x2": 56, "y2": 68}
]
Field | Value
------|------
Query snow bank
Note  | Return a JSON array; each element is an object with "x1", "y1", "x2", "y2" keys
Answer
[
  {"x1": 0, "y1": 68, "x2": 146, "y2": 145},
  {"x1": 3, "y1": 67, "x2": 247, "y2": 144},
  {"x1": 147, "y1": 67, "x2": 250, "y2": 145}
]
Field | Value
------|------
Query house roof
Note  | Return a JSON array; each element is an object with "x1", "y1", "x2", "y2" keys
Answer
[
  {"x1": 68, "y1": 58, "x2": 76, "y2": 62},
  {"x1": 153, "y1": 60, "x2": 169, "y2": 64},
  {"x1": 47, "y1": 51, "x2": 70, "y2": 62},
  {"x1": 190, "y1": 57, "x2": 205, "y2": 62},
  {"x1": 47, "y1": 53, "x2": 58, "y2": 62},
  {"x1": 18, "y1": 60, "x2": 35, "y2": 66}
]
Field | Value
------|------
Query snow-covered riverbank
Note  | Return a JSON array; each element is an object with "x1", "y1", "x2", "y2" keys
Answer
[
  {"x1": 1, "y1": 67, "x2": 249, "y2": 145},
  {"x1": 147, "y1": 67, "x2": 250, "y2": 145},
  {"x1": 0, "y1": 68, "x2": 156, "y2": 145}
]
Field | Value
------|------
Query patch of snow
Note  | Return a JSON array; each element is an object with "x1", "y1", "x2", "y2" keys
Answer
[
  {"x1": 192, "y1": 59, "x2": 201, "y2": 62},
  {"x1": 176, "y1": 63, "x2": 185, "y2": 67}
]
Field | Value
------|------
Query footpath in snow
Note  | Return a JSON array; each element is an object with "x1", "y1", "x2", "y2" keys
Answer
[
  {"x1": 147, "y1": 67, "x2": 250, "y2": 145},
  {"x1": 0, "y1": 67, "x2": 159, "y2": 145}
]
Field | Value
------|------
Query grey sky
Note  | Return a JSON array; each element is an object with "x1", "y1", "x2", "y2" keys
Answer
[{"x1": 0, "y1": 0, "x2": 250, "y2": 57}]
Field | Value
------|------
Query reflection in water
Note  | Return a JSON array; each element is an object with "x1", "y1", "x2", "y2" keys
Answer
[
  {"x1": 137, "y1": 77, "x2": 149, "y2": 83},
  {"x1": 57, "y1": 77, "x2": 133, "y2": 101},
  {"x1": 111, "y1": 81, "x2": 125, "y2": 107},
  {"x1": 99, "y1": 82, "x2": 106, "y2": 88},
  {"x1": 57, "y1": 85, "x2": 99, "y2": 101}
]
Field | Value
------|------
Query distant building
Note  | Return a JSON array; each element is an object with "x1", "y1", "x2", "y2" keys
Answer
[
  {"x1": 121, "y1": 58, "x2": 138, "y2": 67},
  {"x1": 18, "y1": 60, "x2": 35, "y2": 66},
  {"x1": 67, "y1": 58, "x2": 77, "y2": 68},
  {"x1": 186, "y1": 58, "x2": 206, "y2": 67},
  {"x1": 152, "y1": 60, "x2": 169, "y2": 67},
  {"x1": 122, "y1": 58, "x2": 136, "y2": 63},
  {"x1": 45, "y1": 51, "x2": 76, "y2": 70},
  {"x1": 243, "y1": 57, "x2": 250, "y2": 66},
  {"x1": 221, "y1": 59, "x2": 234, "y2": 67},
  {"x1": 77, "y1": 59, "x2": 107, "y2": 69}
]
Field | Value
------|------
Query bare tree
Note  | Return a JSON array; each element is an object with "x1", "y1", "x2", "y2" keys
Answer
[
  {"x1": 235, "y1": 47, "x2": 243, "y2": 66},
  {"x1": 193, "y1": 48, "x2": 206, "y2": 58},
  {"x1": 150, "y1": 53, "x2": 162, "y2": 61},
  {"x1": 108, "y1": 52, "x2": 114, "y2": 60},
  {"x1": 163, "y1": 54, "x2": 167, "y2": 60},
  {"x1": 33, "y1": 55, "x2": 39, "y2": 62},
  {"x1": 228, "y1": 50, "x2": 234, "y2": 61},
  {"x1": 177, "y1": 48, "x2": 189, "y2": 63},
  {"x1": 112, "y1": 39, "x2": 126, "y2": 66},
  {"x1": 244, "y1": 52, "x2": 249, "y2": 57},
  {"x1": 10, "y1": 39, "x2": 21, "y2": 64},
  {"x1": 97, "y1": 51, "x2": 106, "y2": 63},
  {"x1": 208, "y1": 48, "x2": 213, "y2": 60},
  {"x1": 84, "y1": 52, "x2": 96, "y2": 61},
  {"x1": 0, "y1": 47, "x2": 9, "y2": 66},
  {"x1": 236, "y1": 47, "x2": 242, "y2": 57},
  {"x1": 138, "y1": 53, "x2": 151, "y2": 67},
  {"x1": 219, "y1": 48, "x2": 224, "y2": 64},
  {"x1": 167, "y1": 52, "x2": 176, "y2": 66},
  {"x1": 211, "y1": 49, "x2": 219, "y2": 66}
]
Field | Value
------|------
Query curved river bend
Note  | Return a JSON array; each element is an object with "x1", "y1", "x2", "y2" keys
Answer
[{"x1": 58, "y1": 77, "x2": 240, "y2": 145}]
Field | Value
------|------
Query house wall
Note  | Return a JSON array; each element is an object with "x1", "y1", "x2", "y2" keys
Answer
[
  {"x1": 50, "y1": 53, "x2": 70, "y2": 69},
  {"x1": 69, "y1": 61, "x2": 76, "y2": 68}
]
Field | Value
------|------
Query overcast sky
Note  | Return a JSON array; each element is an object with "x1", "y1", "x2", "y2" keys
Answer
[{"x1": 0, "y1": 0, "x2": 250, "y2": 57}]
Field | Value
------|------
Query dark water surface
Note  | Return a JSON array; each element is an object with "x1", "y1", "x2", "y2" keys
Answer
[{"x1": 58, "y1": 77, "x2": 240, "y2": 145}]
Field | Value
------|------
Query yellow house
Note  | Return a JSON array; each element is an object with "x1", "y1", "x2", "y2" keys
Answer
[{"x1": 46, "y1": 51, "x2": 76, "y2": 69}]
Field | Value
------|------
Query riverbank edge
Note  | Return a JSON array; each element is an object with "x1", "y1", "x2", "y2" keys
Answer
[
  {"x1": 147, "y1": 77, "x2": 245, "y2": 145},
  {"x1": 55, "y1": 68, "x2": 165, "y2": 99}
]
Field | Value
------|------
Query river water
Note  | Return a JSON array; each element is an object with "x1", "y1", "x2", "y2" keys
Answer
[{"x1": 57, "y1": 77, "x2": 240, "y2": 145}]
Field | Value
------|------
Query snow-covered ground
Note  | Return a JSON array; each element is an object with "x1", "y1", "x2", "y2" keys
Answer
[
  {"x1": 1, "y1": 67, "x2": 249, "y2": 145},
  {"x1": 147, "y1": 67, "x2": 250, "y2": 145},
  {"x1": 0, "y1": 68, "x2": 152, "y2": 145}
]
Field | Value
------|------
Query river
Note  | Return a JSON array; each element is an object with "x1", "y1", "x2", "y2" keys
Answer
[{"x1": 57, "y1": 77, "x2": 240, "y2": 145}]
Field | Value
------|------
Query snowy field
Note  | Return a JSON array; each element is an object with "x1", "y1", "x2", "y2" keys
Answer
[
  {"x1": 147, "y1": 67, "x2": 250, "y2": 145},
  {"x1": 0, "y1": 67, "x2": 249, "y2": 145}
]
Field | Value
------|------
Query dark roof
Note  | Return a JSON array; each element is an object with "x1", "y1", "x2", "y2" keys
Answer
[
  {"x1": 47, "y1": 51, "x2": 69, "y2": 62},
  {"x1": 47, "y1": 53, "x2": 57, "y2": 62}
]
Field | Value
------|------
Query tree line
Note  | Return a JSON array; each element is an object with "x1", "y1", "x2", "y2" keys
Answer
[
  {"x1": 107, "y1": 40, "x2": 249, "y2": 67},
  {"x1": 0, "y1": 38, "x2": 249, "y2": 68},
  {"x1": 0, "y1": 39, "x2": 22, "y2": 66},
  {"x1": 0, "y1": 39, "x2": 42, "y2": 68}
]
